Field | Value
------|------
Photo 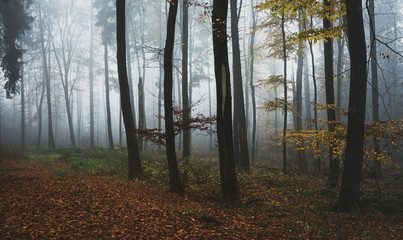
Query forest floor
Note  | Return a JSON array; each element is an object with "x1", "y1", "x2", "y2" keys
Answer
[{"x1": 0, "y1": 151, "x2": 402, "y2": 239}]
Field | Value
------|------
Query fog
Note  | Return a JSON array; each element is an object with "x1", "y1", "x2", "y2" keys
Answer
[{"x1": 0, "y1": 0, "x2": 402, "y2": 168}]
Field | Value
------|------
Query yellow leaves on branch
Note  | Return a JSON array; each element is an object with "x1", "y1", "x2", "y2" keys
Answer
[{"x1": 282, "y1": 119, "x2": 402, "y2": 164}]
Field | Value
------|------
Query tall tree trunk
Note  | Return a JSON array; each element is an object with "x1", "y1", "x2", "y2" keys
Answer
[
  {"x1": 164, "y1": 0, "x2": 184, "y2": 194},
  {"x1": 182, "y1": 0, "x2": 191, "y2": 161},
  {"x1": 336, "y1": 0, "x2": 367, "y2": 215},
  {"x1": 231, "y1": 0, "x2": 250, "y2": 171},
  {"x1": 336, "y1": 37, "x2": 344, "y2": 120},
  {"x1": 281, "y1": 13, "x2": 287, "y2": 174},
  {"x1": 89, "y1": 4, "x2": 95, "y2": 148},
  {"x1": 304, "y1": 52, "x2": 311, "y2": 122},
  {"x1": 126, "y1": 5, "x2": 136, "y2": 137},
  {"x1": 138, "y1": 77, "x2": 145, "y2": 151},
  {"x1": 36, "y1": 79, "x2": 45, "y2": 150},
  {"x1": 212, "y1": 0, "x2": 242, "y2": 207},
  {"x1": 116, "y1": 0, "x2": 141, "y2": 178},
  {"x1": 249, "y1": 0, "x2": 257, "y2": 165},
  {"x1": 77, "y1": 83, "x2": 81, "y2": 147},
  {"x1": 324, "y1": 0, "x2": 338, "y2": 188},
  {"x1": 139, "y1": 4, "x2": 147, "y2": 151},
  {"x1": 368, "y1": 0, "x2": 381, "y2": 177},
  {"x1": 21, "y1": 62, "x2": 25, "y2": 150},
  {"x1": 158, "y1": 0, "x2": 163, "y2": 143},
  {"x1": 39, "y1": 5, "x2": 55, "y2": 149},
  {"x1": 296, "y1": 17, "x2": 306, "y2": 172},
  {"x1": 104, "y1": 42, "x2": 114, "y2": 150},
  {"x1": 309, "y1": 37, "x2": 320, "y2": 172}
]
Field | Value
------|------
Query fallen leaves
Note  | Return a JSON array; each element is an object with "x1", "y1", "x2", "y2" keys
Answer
[{"x1": 0, "y1": 156, "x2": 402, "y2": 239}]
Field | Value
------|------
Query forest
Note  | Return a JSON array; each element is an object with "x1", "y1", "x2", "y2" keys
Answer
[{"x1": 0, "y1": 0, "x2": 402, "y2": 239}]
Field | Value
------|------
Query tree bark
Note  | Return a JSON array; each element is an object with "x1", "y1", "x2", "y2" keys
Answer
[
  {"x1": 336, "y1": 0, "x2": 367, "y2": 215},
  {"x1": 368, "y1": 0, "x2": 381, "y2": 177},
  {"x1": 39, "y1": 5, "x2": 55, "y2": 149},
  {"x1": 249, "y1": 0, "x2": 257, "y2": 165},
  {"x1": 296, "y1": 16, "x2": 306, "y2": 172},
  {"x1": 21, "y1": 62, "x2": 25, "y2": 150},
  {"x1": 116, "y1": 0, "x2": 142, "y2": 178},
  {"x1": 281, "y1": 13, "x2": 287, "y2": 174},
  {"x1": 182, "y1": 0, "x2": 191, "y2": 161},
  {"x1": 90, "y1": 4, "x2": 95, "y2": 148},
  {"x1": 164, "y1": 0, "x2": 184, "y2": 194},
  {"x1": 212, "y1": 0, "x2": 242, "y2": 207},
  {"x1": 104, "y1": 42, "x2": 114, "y2": 150},
  {"x1": 231, "y1": 0, "x2": 250, "y2": 171},
  {"x1": 324, "y1": 0, "x2": 338, "y2": 188}
]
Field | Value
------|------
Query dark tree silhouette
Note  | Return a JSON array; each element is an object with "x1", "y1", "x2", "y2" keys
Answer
[
  {"x1": 164, "y1": 0, "x2": 184, "y2": 193},
  {"x1": 116, "y1": 0, "x2": 142, "y2": 178},
  {"x1": 0, "y1": 0, "x2": 32, "y2": 99},
  {"x1": 336, "y1": 0, "x2": 368, "y2": 215},
  {"x1": 212, "y1": 0, "x2": 242, "y2": 207}
]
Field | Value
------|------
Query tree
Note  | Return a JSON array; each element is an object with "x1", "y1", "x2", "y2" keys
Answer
[
  {"x1": 182, "y1": 0, "x2": 191, "y2": 161},
  {"x1": 249, "y1": 0, "x2": 257, "y2": 164},
  {"x1": 295, "y1": 14, "x2": 306, "y2": 172},
  {"x1": 50, "y1": 0, "x2": 80, "y2": 148},
  {"x1": 336, "y1": 0, "x2": 367, "y2": 215},
  {"x1": 38, "y1": 3, "x2": 55, "y2": 149},
  {"x1": 164, "y1": 0, "x2": 184, "y2": 193},
  {"x1": 212, "y1": 0, "x2": 242, "y2": 207},
  {"x1": 368, "y1": 0, "x2": 381, "y2": 177},
  {"x1": 89, "y1": 2, "x2": 95, "y2": 148},
  {"x1": 116, "y1": 0, "x2": 141, "y2": 178},
  {"x1": 323, "y1": 0, "x2": 338, "y2": 188},
  {"x1": 231, "y1": 0, "x2": 250, "y2": 171},
  {"x1": 0, "y1": 0, "x2": 32, "y2": 99},
  {"x1": 94, "y1": 0, "x2": 115, "y2": 150}
]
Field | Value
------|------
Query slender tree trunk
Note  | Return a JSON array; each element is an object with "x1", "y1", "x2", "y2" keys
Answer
[
  {"x1": 336, "y1": 37, "x2": 344, "y2": 120},
  {"x1": 164, "y1": 0, "x2": 184, "y2": 193},
  {"x1": 368, "y1": 0, "x2": 381, "y2": 177},
  {"x1": 36, "y1": 79, "x2": 45, "y2": 150},
  {"x1": 90, "y1": 4, "x2": 95, "y2": 148},
  {"x1": 336, "y1": 0, "x2": 367, "y2": 215},
  {"x1": 281, "y1": 13, "x2": 287, "y2": 174},
  {"x1": 21, "y1": 62, "x2": 25, "y2": 150},
  {"x1": 231, "y1": 0, "x2": 250, "y2": 171},
  {"x1": 296, "y1": 17, "x2": 306, "y2": 172},
  {"x1": 309, "y1": 38, "x2": 320, "y2": 172},
  {"x1": 182, "y1": 0, "x2": 191, "y2": 161},
  {"x1": 116, "y1": 0, "x2": 141, "y2": 178},
  {"x1": 324, "y1": 0, "x2": 338, "y2": 188},
  {"x1": 304, "y1": 52, "x2": 311, "y2": 122},
  {"x1": 138, "y1": 77, "x2": 145, "y2": 151},
  {"x1": 249, "y1": 0, "x2": 257, "y2": 165},
  {"x1": 104, "y1": 42, "x2": 114, "y2": 150},
  {"x1": 212, "y1": 0, "x2": 242, "y2": 207},
  {"x1": 39, "y1": 5, "x2": 55, "y2": 149},
  {"x1": 158, "y1": 0, "x2": 163, "y2": 143},
  {"x1": 139, "y1": 4, "x2": 147, "y2": 151}
]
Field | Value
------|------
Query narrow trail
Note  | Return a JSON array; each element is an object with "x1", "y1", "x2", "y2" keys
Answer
[{"x1": 0, "y1": 157, "x2": 402, "y2": 239}]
